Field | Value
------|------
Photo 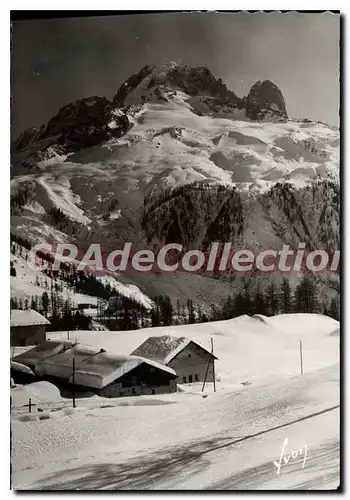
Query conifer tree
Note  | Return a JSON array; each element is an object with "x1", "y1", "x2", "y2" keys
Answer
[
  {"x1": 329, "y1": 296, "x2": 340, "y2": 321},
  {"x1": 279, "y1": 278, "x2": 292, "y2": 314},
  {"x1": 293, "y1": 275, "x2": 321, "y2": 313},
  {"x1": 266, "y1": 282, "x2": 279, "y2": 316}
]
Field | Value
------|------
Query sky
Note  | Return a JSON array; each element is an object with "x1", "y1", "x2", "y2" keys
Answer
[{"x1": 11, "y1": 12, "x2": 340, "y2": 139}]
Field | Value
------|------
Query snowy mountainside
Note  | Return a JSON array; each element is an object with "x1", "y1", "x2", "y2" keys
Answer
[
  {"x1": 11, "y1": 62, "x2": 340, "y2": 307},
  {"x1": 10, "y1": 243, "x2": 153, "y2": 312}
]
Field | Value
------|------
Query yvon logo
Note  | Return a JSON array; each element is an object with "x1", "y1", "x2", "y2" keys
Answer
[{"x1": 273, "y1": 438, "x2": 308, "y2": 475}]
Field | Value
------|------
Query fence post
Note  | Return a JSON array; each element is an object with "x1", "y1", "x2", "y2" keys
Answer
[
  {"x1": 211, "y1": 337, "x2": 216, "y2": 393},
  {"x1": 72, "y1": 357, "x2": 76, "y2": 408},
  {"x1": 28, "y1": 398, "x2": 32, "y2": 413}
]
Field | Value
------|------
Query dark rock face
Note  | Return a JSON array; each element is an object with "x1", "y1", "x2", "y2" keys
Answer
[
  {"x1": 167, "y1": 66, "x2": 242, "y2": 105},
  {"x1": 11, "y1": 127, "x2": 39, "y2": 153},
  {"x1": 113, "y1": 65, "x2": 155, "y2": 106},
  {"x1": 39, "y1": 96, "x2": 129, "y2": 149},
  {"x1": 11, "y1": 96, "x2": 130, "y2": 170},
  {"x1": 113, "y1": 63, "x2": 245, "y2": 109},
  {"x1": 245, "y1": 80, "x2": 288, "y2": 121}
]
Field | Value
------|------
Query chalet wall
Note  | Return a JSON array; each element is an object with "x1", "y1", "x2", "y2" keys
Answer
[
  {"x1": 14, "y1": 359, "x2": 177, "y2": 399},
  {"x1": 99, "y1": 380, "x2": 177, "y2": 398},
  {"x1": 168, "y1": 343, "x2": 215, "y2": 383},
  {"x1": 99, "y1": 364, "x2": 177, "y2": 398},
  {"x1": 10, "y1": 325, "x2": 47, "y2": 347}
]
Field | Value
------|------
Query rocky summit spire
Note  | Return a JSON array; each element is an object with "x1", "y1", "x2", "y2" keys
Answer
[
  {"x1": 245, "y1": 80, "x2": 288, "y2": 121},
  {"x1": 113, "y1": 62, "x2": 242, "y2": 108}
]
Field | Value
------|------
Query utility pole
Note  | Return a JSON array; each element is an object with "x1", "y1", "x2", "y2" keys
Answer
[
  {"x1": 72, "y1": 357, "x2": 76, "y2": 408},
  {"x1": 201, "y1": 356, "x2": 210, "y2": 392},
  {"x1": 299, "y1": 340, "x2": 304, "y2": 376},
  {"x1": 202, "y1": 337, "x2": 216, "y2": 393},
  {"x1": 211, "y1": 337, "x2": 216, "y2": 392}
]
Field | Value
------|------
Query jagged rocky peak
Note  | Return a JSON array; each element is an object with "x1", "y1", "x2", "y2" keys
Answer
[
  {"x1": 11, "y1": 95, "x2": 130, "y2": 173},
  {"x1": 113, "y1": 61, "x2": 243, "y2": 107},
  {"x1": 167, "y1": 65, "x2": 240, "y2": 102},
  {"x1": 113, "y1": 64, "x2": 156, "y2": 106},
  {"x1": 42, "y1": 96, "x2": 117, "y2": 139},
  {"x1": 11, "y1": 127, "x2": 39, "y2": 152},
  {"x1": 12, "y1": 95, "x2": 130, "y2": 158},
  {"x1": 245, "y1": 80, "x2": 288, "y2": 121}
]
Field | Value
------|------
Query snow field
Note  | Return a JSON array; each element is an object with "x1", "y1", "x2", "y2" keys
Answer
[
  {"x1": 11, "y1": 361, "x2": 339, "y2": 489},
  {"x1": 48, "y1": 313, "x2": 339, "y2": 389}
]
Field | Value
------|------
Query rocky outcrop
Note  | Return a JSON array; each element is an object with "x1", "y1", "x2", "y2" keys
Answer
[
  {"x1": 167, "y1": 65, "x2": 242, "y2": 105},
  {"x1": 245, "y1": 80, "x2": 288, "y2": 121},
  {"x1": 113, "y1": 65, "x2": 155, "y2": 106},
  {"x1": 11, "y1": 96, "x2": 130, "y2": 170},
  {"x1": 37, "y1": 96, "x2": 129, "y2": 149},
  {"x1": 11, "y1": 127, "x2": 39, "y2": 152},
  {"x1": 113, "y1": 62, "x2": 245, "y2": 109}
]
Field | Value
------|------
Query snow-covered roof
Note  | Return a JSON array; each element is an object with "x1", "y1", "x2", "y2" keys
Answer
[
  {"x1": 131, "y1": 335, "x2": 188, "y2": 364},
  {"x1": 13, "y1": 340, "x2": 73, "y2": 367},
  {"x1": 131, "y1": 335, "x2": 217, "y2": 365},
  {"x1": 33, "y1": 343, "x2": 176, "y2": 389},
  {"x1": 10, "y1": 360, "x2": 35, "y2": 376},
  {"x1": 10, "y1": 309, "x2": 50, "y2": 327}
]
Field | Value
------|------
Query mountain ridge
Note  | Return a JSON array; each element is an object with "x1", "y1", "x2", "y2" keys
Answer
[
  {"x1": 10, "y1": 61, "x2": 340, "y2": 311},
  {"x1": 12, "y1": 62, "x2": 293, "y2": 158}
]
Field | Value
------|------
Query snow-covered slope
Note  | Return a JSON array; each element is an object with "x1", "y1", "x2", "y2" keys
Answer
[
  {"x1": 11, "y1": 312, "x2": 339, "y2": 490},
  {"x1": 10, "y1": 243, "x2": 153, "y2": 313},
  {"x1": 49, "y1": 313, "x2": 339, "y2": 388},
  {"x1": 11, "y1": 381, "x2": 63, "y2": 408},
  {"x1": 12, "y1": 362, "x2": 339, "y2": 490}
]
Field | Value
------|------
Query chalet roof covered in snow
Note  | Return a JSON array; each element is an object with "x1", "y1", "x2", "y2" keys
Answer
[
  {"x1": 131, "y1": 335, "x2": 218, "y2": 365},
  {"x1": 10, "y1": 360, "x2": 35, "y2": 376},
  {"x1": 10, "y1": 309, "x2": 50, "y2": 327},
  {"x1": 13, "y1": 340, "x2": 73, "y2": 367},
  {"x1": 32, "y1": 342, "x2": 176, "y2": 389}
]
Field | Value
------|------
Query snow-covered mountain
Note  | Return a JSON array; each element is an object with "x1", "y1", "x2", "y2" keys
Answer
[{"x1": 11, "y1": 62, "x2": 340, "y2": 308}]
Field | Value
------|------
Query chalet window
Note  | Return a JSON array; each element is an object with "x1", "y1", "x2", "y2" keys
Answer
[
  {"x1": 183, "y1": 376, "x2": 187, "y2": 383},
  {"x1": 189, "y1": 375, "x2": 193, "y2": 383},
  {"x1": 188, "y1": 353, "x2": 191, "y2": 358},
  {"x1": 194, "y1": 374, "x2": 199, "y2": 382}
]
